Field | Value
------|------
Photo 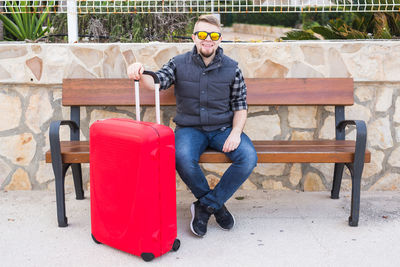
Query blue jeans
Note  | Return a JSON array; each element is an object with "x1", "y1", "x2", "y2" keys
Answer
[{"x1": 175, "y1": 127, "x2": 258, "y2": 210}]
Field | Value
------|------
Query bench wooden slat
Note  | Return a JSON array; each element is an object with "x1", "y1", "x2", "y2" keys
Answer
[
  {"x1": 62, "y1": 78, "x2": 354, "y2": 106},
  {"x1": 246, "y1": 78, "x2": 354, "y2": 106},
  {"x1": 45, "y1": 140, "x2": 370, "y2": 164},
  {"x1": 46, "y1": 141, "x2": 90, "y2": 163},
  {"x1": 62, "y1": 79, "x2": 177, "y2": 106}
]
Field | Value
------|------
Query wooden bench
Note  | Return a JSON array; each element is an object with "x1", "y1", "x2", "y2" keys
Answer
[{"x1": 46, "y1": 75, "x2": 370, "y2": 228}]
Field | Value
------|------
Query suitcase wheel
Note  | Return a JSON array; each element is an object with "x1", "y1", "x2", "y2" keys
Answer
[
  {"x1": 91, "y1": 234, "x2": 102, "y2": 244},
  {"x1": 141, "y1": 253, "x2": 155, "y2": 262},
  {"x1": 171, "y1": 239, "x2": 180, "y2": 252}
]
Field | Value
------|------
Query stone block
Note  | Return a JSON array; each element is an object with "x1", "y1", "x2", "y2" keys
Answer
[
  {"x1": 291, "y1": 131, "x2": 314, "y2": 140},
  {"x1": 206, "y1": 174, "x2": 220, "y2": 190},
  {"x1": 154, "y1": 47, "x2": 179, "y2": 68},
  {"x1": 122, "y1": 50, "x2": 136, "y2": 66},
  {"x1": 248, "y1": 106, "x2": 269, "y2": 113},
  {"x1": 0, "y1": 46, "x2": 28, "y2": 59},
  {"x1": 396, "y1": 127, "x2": 400, "y2": 143},
  {"x1": 0, "y1": 65, "x2": 11, "y2": 79},
  {"x1": 103, "y1": 45, "x2": 127, "y2": 78},
  {"x1": 388, "y1": 147, "x2": 400, "y2": 168},
  {"x1": 345, "y1": 103, "x2": 371, "y2": 123},
  {"x1": 66, "y1": 62, "x2": 96, "y2": 79},
  {"x1": 143, "y1": 107, "x2": 164, "y2": 123},
  {"x1": 324, "y1": 106, "x2": 335, "y2": 113},
  {"x1": 25, "y1": 90, "x2": 53, "y2": 133},
  {"x1": 289, "y1": 164, "x2": 302, "y2": 186},
  {"x1": 71, "y1": 47, "x2": 103, "y2": 69},
  {"x1": 0, "y1": 158, "x2": 12, "y2": 187},
  {"x1": 36, "y1": 160, "x2": 54, "y2": 184},
  {"x1": 44, "y1": 65, "x2": 65, "y2": 84},
  {"x1": 201, "y1": 163, "x2": 229, "y2": 176},
  {"x1": 176, "y1": 173, "x2": 187, "y2": 191},
  {"x1": 15, "y1": 85, "x2": 31, "y2": 98},
  {"x1": 31, "y1": 45, "x2": 42, "y2": 54},
  {"x1": 301, "y1": 45, "x2": 325, "y2": 66},
  {"x1": 254, "y1": 163, "x2": 285, "y2": 176},
  {"x1": 310, "y1": 163, "x2": 334, "y2": 182},
  {"x1": 244, "y1": 114, "x2": 281, "y2": 140},
  {"x1": 340, "y1": 43, "x2": 362, "y2": 53},
  {"x1": 369, "y1": 173, "x2": 400, "y2": 191},
  {"x1": 375, "y1": 87, "x2": 393, "y2": 112},
  {"x1": 319, "y1": 116, "x2": 335, "y2": 139},
  {"x1": 89, "y1": 110, "x2": 131, "y2": 126},
  {"x1": 354, "y1": 85, "x2": 374, "y2": 102},
  {"x1": 363, "y1": 148, "x2": 384, "y2": 178},
  {"x1": 303, "y1": 172, "x2": 326, "y2": 191},
  {"x1": 254, "y1": 59, "x2": 288, "y2": 78},
  {"x1": 5, "y1": 168, "x2": 31, "y2": 190},
  {"x1": 368, "y1": 116, "x2": 393, "y2": 149},
  {"x1": 328, "y1": 48, "x2": 350, "y2": 77},
  {"x1": 262, "y1": 179, "x2": 289, "y2": 190},
  {"x1": 0, "y1": 133, "x2": 36, "y2": 166},
  {"x1": 394, "y1": 97, "x2": 400, "y2": 123},
  {"x1": 382, "y1": 48, "x2": 400, "y2": 81},
  {"x1": 26, "y1": 56, "x2": 43, "y2": 81},
  {"x1": 287, "y1": 61, "x2": 324, "y2": 78},
  {"x1": 0, "y1": 92, "x2": 21, "y2": 131},
  {"x1": 288, "y1": 106, "x2": 317, "y2": 128},
  {"x1": 52, "y1": 89, "x2": 62, "y2": 101}
]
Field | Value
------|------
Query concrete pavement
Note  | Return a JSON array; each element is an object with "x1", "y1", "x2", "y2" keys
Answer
[{"x1": 1, "y1": 189, "x2": 400, "y2": 267}]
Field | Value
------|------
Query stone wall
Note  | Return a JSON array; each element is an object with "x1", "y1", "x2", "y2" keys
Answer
[{"x1": 0, "y1": 42, "x2": 399, "y2": 192}]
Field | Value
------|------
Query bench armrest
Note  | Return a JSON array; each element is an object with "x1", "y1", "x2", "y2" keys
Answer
[
  {"x1": 337, "y1": 120, "x2": 367, "y2": 164},
  {"x1": 49, "y1": 120, "x2": 80, "y2": 165}
]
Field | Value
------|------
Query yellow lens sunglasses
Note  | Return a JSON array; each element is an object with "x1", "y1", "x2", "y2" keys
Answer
[{"x1": 194, "y1": 31, "x2": 221, "y2": 41}]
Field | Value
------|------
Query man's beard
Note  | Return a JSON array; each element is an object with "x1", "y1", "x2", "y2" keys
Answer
[{"x1": 199, "y1": 47, "x2": 214, "y2": 58}]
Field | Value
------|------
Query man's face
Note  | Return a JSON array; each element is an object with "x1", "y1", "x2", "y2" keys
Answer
[{"x1": 192, "y1": 21, "x2": 222, "y2": 59}]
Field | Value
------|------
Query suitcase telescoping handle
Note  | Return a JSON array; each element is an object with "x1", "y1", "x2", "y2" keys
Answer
[{"x1": 134, "y1": 70, "x2": 161, "y2": 124}]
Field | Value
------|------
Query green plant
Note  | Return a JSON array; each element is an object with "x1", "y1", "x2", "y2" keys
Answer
[
  {"x1": 0, "y1": 0, "x2": 54, "y2": 41},
  {"x1": 282, "y1": 12, "x2": 400, "y2": 40},
  {"x1": 64, "y1": 13, "x2": 196, "y2": 43}
]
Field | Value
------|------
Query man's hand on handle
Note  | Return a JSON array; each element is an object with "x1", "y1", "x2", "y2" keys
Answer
[
  {"x1": 127, "y1": 63, "x2": 144, "y2": 80},
  {"x1": 127, "y1": 63, "x2": 155, "y2": 91}
]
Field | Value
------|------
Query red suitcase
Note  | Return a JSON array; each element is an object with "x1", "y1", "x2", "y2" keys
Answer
[{"x1": 90, "y1": 72, "x2": 179, "y2": 262}]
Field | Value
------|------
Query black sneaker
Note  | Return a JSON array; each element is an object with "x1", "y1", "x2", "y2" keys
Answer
[
  {"x1": 214, "y1": 205, "x2": 235, "y2": 230},
  {"x1": 190, "y1": 201, "x2": 213, "y2": 237}
]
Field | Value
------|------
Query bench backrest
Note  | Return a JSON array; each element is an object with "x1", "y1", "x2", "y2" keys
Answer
[{"x1": 62, "y1": 78, "x2": 354, "y2": 106}]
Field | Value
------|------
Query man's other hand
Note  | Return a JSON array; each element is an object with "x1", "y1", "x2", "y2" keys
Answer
[{"x1": 222, "y1": 128, "x2": 241, "y2": 153}]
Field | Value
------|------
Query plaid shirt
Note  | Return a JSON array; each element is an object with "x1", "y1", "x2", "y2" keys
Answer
[{"x1": 156, "y1": 54, "x2": 248, "y2": 111}]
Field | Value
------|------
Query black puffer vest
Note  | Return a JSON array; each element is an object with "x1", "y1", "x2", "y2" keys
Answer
[{"x1": 173, "y1": 46, "x2": 238, "y2": 131}]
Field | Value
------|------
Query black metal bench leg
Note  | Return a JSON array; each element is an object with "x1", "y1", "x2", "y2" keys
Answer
[
  {"x1": 55, "y1": 163, "x2": 70, "y2": 227},
  {"x1": 71, "y1": 163, "x2": 84, "y2": 200},
  {"x1": 346, "y1": 163, "x2": 361, "y2": 227},
  {"x1": 331, "y1": 163, "x2": 344, "y2": 199}
]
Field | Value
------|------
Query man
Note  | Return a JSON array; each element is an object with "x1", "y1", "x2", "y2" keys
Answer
[{"x1": 127, "y1": 15, "x2": 257, "y2": 237}]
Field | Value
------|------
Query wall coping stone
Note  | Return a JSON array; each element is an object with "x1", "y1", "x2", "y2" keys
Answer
[{"x1": 0, "y1": 41, "x2": 399, "y2": 84}]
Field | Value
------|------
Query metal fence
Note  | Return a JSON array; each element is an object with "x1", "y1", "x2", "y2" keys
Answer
[{"x1": 1, "y1": 0, "x2": 399, "y2": 14}]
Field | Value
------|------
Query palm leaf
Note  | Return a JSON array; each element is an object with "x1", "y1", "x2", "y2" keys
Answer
[
  {"x1": 311, "y1": 26, "x2": 344, "y2": 40},
  {"x1": 345, "y1": 29, "x2": 369, "y2": 39},
  {"x1": 281, "y1": 30, "x2": 319, "y2": 40},
  {"x1": 7, "y1": 1, "x2": 26, "y2": 38},
  {"x1": 0, "y1": 14, "x2": 24, "y2": 40}
]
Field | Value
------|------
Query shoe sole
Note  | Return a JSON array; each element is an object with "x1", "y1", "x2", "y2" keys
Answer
[
  {"x1": 216, "y1": 214, "x2": 236, "y2": 231},
  {"x1": 190, "y1": 203, "x2": 205, "y2": 237}
]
